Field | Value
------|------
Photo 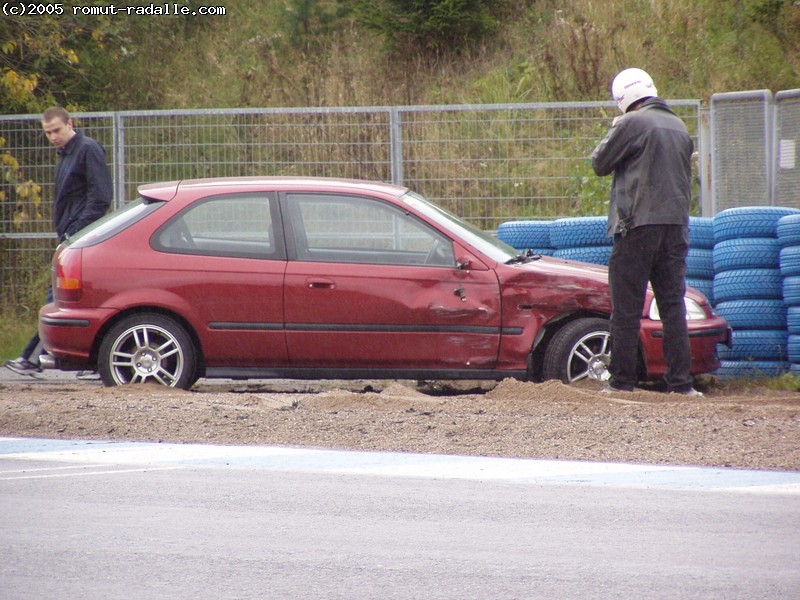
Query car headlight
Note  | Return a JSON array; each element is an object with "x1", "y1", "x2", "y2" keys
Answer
[{"x1": 648, "y1": 297, "x2": 707, "y2": 321}]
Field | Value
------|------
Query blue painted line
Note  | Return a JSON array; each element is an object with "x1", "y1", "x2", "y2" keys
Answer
[{"x1": 1, "y1": 437, "x2": 799, "y2": 494}]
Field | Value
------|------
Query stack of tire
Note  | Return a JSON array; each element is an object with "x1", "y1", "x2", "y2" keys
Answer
[
  {"x1": 777, "y1": 214, "x2": 800, "y2": 376},
  {"x1": 686, "y1": 216, "x2": 715, "y2": 302},
  {"x1": 712, "y1": 207, "x2": 800, "y2": 380},
  {"x1": 496, "y1": 220, "x2": 555, "y2": 256},
  {"x1": 550, "y1": 216, "x2": 613, "y2": 265}
]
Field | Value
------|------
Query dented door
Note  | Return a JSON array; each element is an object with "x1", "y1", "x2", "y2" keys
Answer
[{"x1": 282, "y1": 192, "x2": 502, "y2": 369}]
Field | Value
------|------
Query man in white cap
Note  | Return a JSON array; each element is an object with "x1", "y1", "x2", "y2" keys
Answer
[{"x1": 591, "y1": 68, "x2": 702, "y2": 396}]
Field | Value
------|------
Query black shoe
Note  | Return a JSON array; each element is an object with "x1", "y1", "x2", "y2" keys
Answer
[{"x1": 4, "y1": 357, "x2": 42, "y2": 375}]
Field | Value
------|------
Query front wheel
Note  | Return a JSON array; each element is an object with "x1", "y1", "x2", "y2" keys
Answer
[
  {"x1": 98, "y1": 313, "x2": 198, "y2": 389},
  {"x1": 541, "y1": 318, "x2": 611, "y2": 384}
]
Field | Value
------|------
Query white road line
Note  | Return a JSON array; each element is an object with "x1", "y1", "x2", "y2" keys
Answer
[
  {"x1": 0, "y1": 466, "x2": 186, "y2": 480},
  {"x1": 1, "y1": 437, "x2": 799, "y2": 494}
]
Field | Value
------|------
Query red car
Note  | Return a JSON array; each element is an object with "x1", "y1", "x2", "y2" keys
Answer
[{"x1": 39, "y1": 177, "x2": 729, "y2": 389}]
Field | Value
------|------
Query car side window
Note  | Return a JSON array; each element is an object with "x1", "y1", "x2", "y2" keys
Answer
[
  {"x1": 288, "y1": 193, "x2": 455, "y2": 267},
  {"x1": 154, "y1": 193, "x2": 277, "y2": 259}
]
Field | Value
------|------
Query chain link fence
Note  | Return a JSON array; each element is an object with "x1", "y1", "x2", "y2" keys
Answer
[
  {"x1": 2, "y1": 92, "x2": 797, "y2": 309},
  {"x1": 710, "y1": 89, "x2": 800, "y2": 212}
]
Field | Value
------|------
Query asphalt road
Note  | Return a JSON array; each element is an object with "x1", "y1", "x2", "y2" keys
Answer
[{"x1": 2, "y1": 438, "x2": 799, "y2": 599}]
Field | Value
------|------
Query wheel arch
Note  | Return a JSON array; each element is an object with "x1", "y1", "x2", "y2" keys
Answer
[
  {"x1": 527, "y1": 311, "x2": 646, "y2": 381},
  {"x1": 89, "y1": 306, "x2": 206, "y2": 378}
]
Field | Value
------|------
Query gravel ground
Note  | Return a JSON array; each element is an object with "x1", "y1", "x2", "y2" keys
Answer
[{"x1": 1, "y1": 372, "x2": 799, "y2": 471}]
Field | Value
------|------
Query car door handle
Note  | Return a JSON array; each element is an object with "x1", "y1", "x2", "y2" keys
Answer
[
  {"x1": 306, "y1": 278, "x2": 335, "y2": 289},
  {"x1": 429, "y1": 304, "x2": 491, "y2": 318}
]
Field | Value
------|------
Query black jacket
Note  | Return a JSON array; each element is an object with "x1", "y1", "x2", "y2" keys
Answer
[
  {"x1": 591, "y1": 97, "x2": 693, "y2": 237},
  {"x1": 53, "y1": 130, "x2": 113, "y2": 241}
]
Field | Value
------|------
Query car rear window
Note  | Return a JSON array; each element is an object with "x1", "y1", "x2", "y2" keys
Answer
[{"x1": 67, "y1": 198, "x2": 164, "y2": 248}]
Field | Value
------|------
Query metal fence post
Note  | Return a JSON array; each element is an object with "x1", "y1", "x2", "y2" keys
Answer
[
  {"x1": 775, "y1": 89, "x2": 800, "y2": 209},
  {"x1": 390, "y1": 107, "x2": 403, "y2": 186},
  {"x1": 114, "y1": 112, "x2": 126, "y2": 208}
]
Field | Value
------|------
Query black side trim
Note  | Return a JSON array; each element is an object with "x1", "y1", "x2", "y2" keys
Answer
[
  {"x1": 206, "y1": 366, "x2": 528, "y2": 381},
  {"x1": 40, "y1": 317, "x2": 90, "y2": 328},
  {"x1": 209, "y1": 322, "x2": 284, "y2": 331},
  {"x1": 209, "y1": 322, "x2": 524, "y2": 335}
]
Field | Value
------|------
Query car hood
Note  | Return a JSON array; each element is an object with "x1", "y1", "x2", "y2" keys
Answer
[
  {"x1": 496, "y1": 255, "x2": 617, "y2": 315},
  {"x1": 509, "y1": 255, "x2": 611, "y2": 286},
  {"x1": 499, "y1": 254, "x2": 709, "y2": 311}
]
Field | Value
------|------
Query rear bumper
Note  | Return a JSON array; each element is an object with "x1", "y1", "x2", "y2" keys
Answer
[{"x1": 38, "y1": 304, "x2": 119, "y2": 368}]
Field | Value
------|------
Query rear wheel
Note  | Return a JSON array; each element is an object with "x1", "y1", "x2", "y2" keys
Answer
[
  {"x1": 542, "y1": 318, "x2": 611, "y2": 384},
  {"x1": 98, "y1": 313, "x2": 198, "y2": 389}
]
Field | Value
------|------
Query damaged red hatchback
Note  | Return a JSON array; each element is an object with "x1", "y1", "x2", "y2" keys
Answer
[{"x1": 39, "y1": 177, "x2": 728, "y2": 389}]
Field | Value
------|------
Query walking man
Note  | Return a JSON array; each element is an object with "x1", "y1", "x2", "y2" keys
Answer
[
  {"x1": 591, "y1": 68, "x2": 702, "y2": 396},
  {"x1": 5, "y1": 107, "x2": 112, "y2": 375}
]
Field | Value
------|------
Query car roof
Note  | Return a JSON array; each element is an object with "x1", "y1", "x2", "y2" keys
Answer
[{"x1": 137, "y1": 176, "x2": 410, "y2": 202}]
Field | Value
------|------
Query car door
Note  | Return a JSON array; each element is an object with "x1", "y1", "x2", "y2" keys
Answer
[
  {"x1": 282, "y1": 191, "x2": 502, "y2": 370},
  {"x1": 152, "y1": 192, "x2": 288, "y2": 367}
]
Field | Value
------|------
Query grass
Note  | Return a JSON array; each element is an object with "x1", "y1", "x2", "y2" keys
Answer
[{"x1": 0, "y1": 312, "x2": 36, "y2": 362}]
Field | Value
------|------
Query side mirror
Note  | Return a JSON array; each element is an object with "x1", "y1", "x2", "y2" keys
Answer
[{"x1": 456, "y1": 258, "x2": 471, "y2": 270}]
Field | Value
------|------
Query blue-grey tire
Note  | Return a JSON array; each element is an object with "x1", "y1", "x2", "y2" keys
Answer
[
  {"x1": 549, "y1": 217, "x2": 611, "y2": 248},
  {"x1": 788, "y1": 334, "x2": 800, "y2": 363},
  {"x1": 686, "y1": 248, "x2": 714, "y2": 278},
  {"x1": 553, "y1": 245, "x2": 613, "y2": 265},
  {"x1": 783, "y1": 276, "x2": 800, "y2": 306},
  {"x1": 713, "y1": 360, "x2": 791, "y2": 380},
  {"x1": 777, "y1": 213, "x2": 800, "y2": 247},
  {"x1": 717, "y1": 329, "x2": 787, "y2": 361},
  {"x1": 713, "y1": 206, "x2": 800, "y2": 243},
  {"x1": 686, "y1": 278, "x2": 713, "y2": 303},
  {"x1": 788, "y1": 306, "x2": 800, "y2": 334},
  {"x1": 779, "y1": 245, "x2": 800, "y2": 277},
  {"x1": 497, "y1": 220, "x2": 553, "y2": 250},
  {"x1": 714, "y1": 299, "x2": 787, "y2": 330},
  {"x1": 712, "y1": 268, "x2": 782, "y2": 303},
  {"x1": 689, "y1": 217, "x2": 714, "y2": 249},
  {"x1": 713, "y1": 238, "x2": 780, "y2": 272}
]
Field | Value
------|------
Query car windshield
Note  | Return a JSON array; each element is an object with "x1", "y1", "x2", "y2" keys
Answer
[
  {"x1": 400, "y1": 192, "x2": 518, "y2": 263},
  {"x1": 68, "y1": 198, "x2": 163, "y2": 248}
]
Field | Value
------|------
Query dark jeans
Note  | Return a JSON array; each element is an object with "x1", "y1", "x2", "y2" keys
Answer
[
  {"x1": 20, "y1": 287, "x2": 53, "y2": 364},
  {"x1": 608, "y1": 225, "x2": 693, "y2": 392}
]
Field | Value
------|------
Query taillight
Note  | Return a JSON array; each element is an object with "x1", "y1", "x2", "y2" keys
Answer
[{"x1": 54, "y1": 247, "x2": 82, "y2": 301}]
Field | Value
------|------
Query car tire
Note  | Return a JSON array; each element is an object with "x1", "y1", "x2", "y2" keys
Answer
[
  {"x1": 712, "y1": 268, "x2": 782, "y2": 303},
  {"x1": 686, "y1": 277, "x2": 713, "y2": 303},
  {"x1": 496, "y1": 220, "x2": 552, "y2": 250},
  {"x1": 717, "y1": 329, "x2": 788, "y2": 361},
  {"x1": 783, "y1": 276, "x2": 800, "y2": 306},
  {"x1": 713, "y1": 359, "x2": 791, "y2": 380},
  {"x1": 777, "y1": 213, "x2": 800, "y2": 247},
  {"x1": 549, "y1": 217, "x2": 611, "y2": 248},
  {"x1": 552, "y1": 245, "x2": 613, "y2": 265},
  {"x1": 788, "y1": 306, "x2": 800, "y2": 334},
  {"x1": 98, "y1": 313, "x2": 198, "y2": 389},
  {"x1": 713, "y1": 299, "x2": 787, "y2": 330},
  {"x1": 713, "y1": 206, "x2": 800, "y2": 243},
  {"x1": 689, "y1": 217, "x2": 714, "y2": 249},
  {"x1": 712, "y1": 238, "x2": 780, "y2": 272},
  {"x1": 686, "y1": 248, "x2": 714, "y2": 278},
  {"x1": 542, "y1": 317, "x2": 612, "y2": 384},
  {"x1": 780, "y1": 245, "x2": 800, "y2": 277}
]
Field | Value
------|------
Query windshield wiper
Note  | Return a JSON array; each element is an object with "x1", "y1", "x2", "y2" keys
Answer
[{"x1": 505, "y1": 249, "x2": 542, "y2": 265}]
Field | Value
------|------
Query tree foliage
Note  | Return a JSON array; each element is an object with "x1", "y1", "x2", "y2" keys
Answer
[{"x1": 354, "y1": 0, "x2": 507, "y2": 58}]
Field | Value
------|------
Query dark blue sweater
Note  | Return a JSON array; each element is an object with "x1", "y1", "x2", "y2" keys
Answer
[{"x1": 53, "y1": 130, "x2": 113, "y2": 241}]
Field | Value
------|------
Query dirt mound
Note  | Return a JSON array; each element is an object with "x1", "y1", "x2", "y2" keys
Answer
[{"x1": 1, "y1": 377, "x2": 799, "y2": 470}]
